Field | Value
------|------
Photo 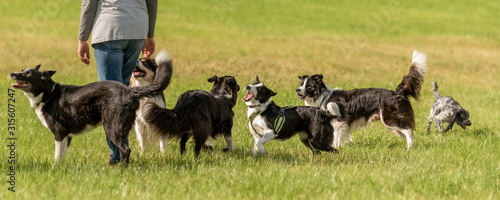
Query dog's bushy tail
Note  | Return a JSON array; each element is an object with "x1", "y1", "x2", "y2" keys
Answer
[
  {"x1": 432, "y1": 81, "x2": 440, "y2": 99},
  {"x1": 143, "y1": 93, "x2": 214, "y2": 138},
  {"x1": 142, "y1": 103, "x2": 180, "y2": 138},
  {"x1": 395, "y1": 50, "x2": 427, "y2": 100},
  {"x1": 131, "y1": 50, "x2": 173, "y2": 98}
]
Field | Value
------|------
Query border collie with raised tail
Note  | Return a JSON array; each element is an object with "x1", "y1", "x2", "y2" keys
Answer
[
  {"x1": 143, "y1": 76, "x2": 240, "y2": 156},
  {"x1": 130, "y1": 56, "x2": 168, "y2": 153},
  {"x1": 296, "y1": 50, "x2": 427, "y2": 149},
  {"x1": 9, "y1": 50, "x2": 173, "y2": 165},
  {"x1": 427, "y1": 82, "x2": 471, "y2": 133},
  {"x1": 244, "y1": 76, "x2": 337, "y2": 155}
]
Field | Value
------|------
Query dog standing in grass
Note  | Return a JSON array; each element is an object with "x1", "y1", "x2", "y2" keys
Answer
[
  {"x1": 427, "y1": 82, "x2": 471, "y2": 133},
  {"x1": 296, "y1": 50, "x2": 427, "y2": 149},
  {"x1": 9, "y1": 50, "x2": 173, "y2": 165},
  {"x1": 130, "y1": 53, "x2": 169, "y2": 153},
  {"x1": 143, "y1": 76, "x2": 240, "y2": 156}
]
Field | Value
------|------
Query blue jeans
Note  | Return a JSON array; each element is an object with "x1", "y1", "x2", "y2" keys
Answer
[{"x1": 93, "y1": 39, "x2": 145, "y2": 163}]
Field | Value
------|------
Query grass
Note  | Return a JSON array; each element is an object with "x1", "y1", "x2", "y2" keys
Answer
[{"x1": 1, "y1": 0, "x2": 499, "y2": 199}]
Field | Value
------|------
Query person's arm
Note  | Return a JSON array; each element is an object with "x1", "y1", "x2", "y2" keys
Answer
[
  {"x1": 77, "y1": 0, "x2": 98, "y2": 65},
  {"x1": 143, "y1": 0, "x2": 158, "y2": 59}
]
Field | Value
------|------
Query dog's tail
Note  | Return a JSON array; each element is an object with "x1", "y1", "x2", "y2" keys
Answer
[
  {"x1": 131, "y1": 50, "x2": 173, "y2": 99},
  {"x1": 395, "y1": 50, "x2": 427, "y2": 100},
  {"x1": 143, "y1": 93, "x2": 213, "y2": 138},
  {"x1": 432, "y1": 81, "x2": 440, "y2": 99},
  {"x1": 142, "y1": 103, "x2": 179, "y2": 138}
]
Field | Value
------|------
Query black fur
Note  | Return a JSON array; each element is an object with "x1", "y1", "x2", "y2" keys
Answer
[
  {"x1": 10, "y1": 54, "x2": 173, "y2": 165},
  {"x1": 244, "y1": 76, "x2": 336, "y2": 155},
  {"x1": 296, "y1": 50, "x2": 427, "y2": 149},
  {"x1": 143, "y1": 76, "x2": 240, "y2": 156}
]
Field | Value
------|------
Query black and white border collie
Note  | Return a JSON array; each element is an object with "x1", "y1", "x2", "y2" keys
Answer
[
  {"x1": 130, "y1": 53, "x2": 169, "y2": 153},
  {"x1": 243, "y1": 76, "x2": 336, "y2": 155},
  {"x1": 143, "y1": 76, "x2": 240, "y2": 156},
  {"x1": 9, "y1": 51, "x2": 173, "y2": 165},
  {"x1": 427, "y1": 82, "x2": 471, "y2": 133},
  {"x1": 296, "y1": 50, "x2": 427, "y2": 149}
]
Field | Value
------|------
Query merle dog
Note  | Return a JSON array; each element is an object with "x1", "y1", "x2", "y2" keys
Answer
[
  {"x1": 244, "y1": 76, "x2": 336, "y2": 155},
  {"x1": 9, "y1": 51, "x2": 173, "y2": 165},
  {"x1": 143, "y1": 76, "x2": 240, "y2": 156},
  {"x1": 427, "y1": 82, "x2": 471, "y2": 133},
  {"x1": 296, "y1": 50, "x2": 427, "y2": 149}
]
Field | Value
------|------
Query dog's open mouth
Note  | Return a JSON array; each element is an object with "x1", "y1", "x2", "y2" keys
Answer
[
  {"x1": 133, "y1": 67, "x2": 146, "y2": 77},
  {"x1": 243, "y1": 92, "x2": 254, "y2": 102},
  {"x1": 297, "y1": 94, "x2": 305, "y2": 100},
  {"x1": 12, "y1": 80, "x2": 30, "y2": 88},
  {"x1": 461, "y1": 124, "x2": 467, "y2": 129}
]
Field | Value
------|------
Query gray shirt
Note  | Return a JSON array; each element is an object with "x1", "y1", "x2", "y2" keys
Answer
[{"x1": 78, "y1": 0, "x2": 157, "y2": 44}]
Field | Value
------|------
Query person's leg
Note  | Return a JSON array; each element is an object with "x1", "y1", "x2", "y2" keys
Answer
[
  {"x1": 93, "y1": 40, "x2": 140, "y2": 163},
  {"x1": 121, "y1": 40, "x2": 145, "y2": 86}
]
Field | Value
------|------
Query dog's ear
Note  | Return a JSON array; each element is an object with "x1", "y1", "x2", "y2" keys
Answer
[
  {"x1": 253, "y1": 76, "x2": 261, "y2": 84},
  {"x1": 312, "y1": 74, "x2": 323, "y2": 80},
  {"x1": 298, "y1": 75, "x2": 306, "y2": 80},
  {"x1": 41, "y1": 70, "x2": 56, "y2": 79},
  {"x1": 269, "y1": 90, "x2": 277, "y2": 97},
  {"x1": 207, "y1": 76, "x2": 218, "y2": 83},
  {"x1": 35, "y1": 65, "x2": 41, "y2": 71}
]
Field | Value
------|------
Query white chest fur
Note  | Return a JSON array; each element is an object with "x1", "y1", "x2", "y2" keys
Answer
[{"x1": 24, "y1": 92, "x2": 49, "y2": 129}]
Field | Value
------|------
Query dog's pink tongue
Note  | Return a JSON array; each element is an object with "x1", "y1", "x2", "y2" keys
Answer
[
  {"x1": 461, "y1": 125, "x2": 467, "y2": 129},
  {"x1": 244, "y1": 92, "x2": 254, "y2": 101}
]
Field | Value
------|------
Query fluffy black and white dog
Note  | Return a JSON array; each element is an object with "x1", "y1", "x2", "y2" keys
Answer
[
  {"x1": 130, "y1": 56, "x2": 168, "y2": 153},
  {"x1": 296, "y1": 50, "x2": 427, "y2": 149},
  {"x1": 9, "y1": 51, "x2": 173, "y2": 165},
  {"x1": 427, "y1": 82, "x2": 471, "y2": 133},
  {"x1": 143, "y1": 76, "x2": 240, "y2": 156},
  {"x1": 244, "y1": 76, "x2": 336, "y2": 155}
]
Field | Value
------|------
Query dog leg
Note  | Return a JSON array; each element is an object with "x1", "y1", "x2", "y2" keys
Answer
[
  {"x1": 427, "y1": 110, "x2": 435, "y2": 133},
  {"x1": 159, "y1": 137, "x2": 168, "y2": 154},
  {"x1": 333, "y1": 121, "x2": 351, "y2": 149},
  {"x1": 426, "y1": 118, "x2": 433, "y2": 133},
  {"x1": 435, "y1": 119, "x2": 443, "y2": 132},
  {"x1": 298, "y1": 132, "x2": 321, "y2": 154},
  {"x1": 222, "y1": 135, "x2": 234, "y2": 153},
  {"x1": 252, "y1": 136, "x2": 261, "y2": 155},
  {"x1": 443, "y1": 114, "x2": 457, "y2": 133},
  {"x1": 54, "y1": 136, "x2": 71, "y2": 162},
  {"x1": 194, "y1": 134, "x2": 208, "y2": 157},
  {"x1": 180, "y1": 134, "x2": 189, "y2": 156},
  {"x1": 401, "y1": 129, "x2": 414, "y2": 149},
  {"x1": 255, "y1": 130, "x2": 275, "y2": 155},
  {"x1": 134, "y1": 122, "x2": 148, "y2": 152}
]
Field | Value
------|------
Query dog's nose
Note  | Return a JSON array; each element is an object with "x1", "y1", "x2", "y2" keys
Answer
[
  {"x1": 467, "y1": 121, "x2": 472, "y2": 126},
  {"x1": 296, "y1": 88, "x2": 300, "y2": 93},
  {"x1": 246, "y1": 85, "x2": 250, "y2": 90}
]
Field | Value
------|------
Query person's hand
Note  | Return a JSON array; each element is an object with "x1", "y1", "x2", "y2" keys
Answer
[
  {"x1": 78, "y1": 40, "x2": 91, "y2": 65},
  {"x1": 142, "y1": 37, "x2": 155, "y2": 59}
]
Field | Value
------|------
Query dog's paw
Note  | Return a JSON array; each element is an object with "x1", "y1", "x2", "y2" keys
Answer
[{"x1": 222, "y1": 147, "x2": 233, "y2": 153}]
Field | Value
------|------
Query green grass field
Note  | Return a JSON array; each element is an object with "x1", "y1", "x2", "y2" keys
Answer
[{"x1": 1, "y1": 0, "x2": 499, "y2": 199}]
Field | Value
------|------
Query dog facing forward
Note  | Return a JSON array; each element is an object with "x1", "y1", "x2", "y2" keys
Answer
[
  {"x1": 244, "y1": 76, "x2": 336, "y2": 155},
  {"x1": 130, "y1": 55, "x2": 168, "y2": 153},
  {"x1": 143, "y1": 76, "x2": 240, "y2": 156},
  {"x1": 9, "y1": 51, "x2": 173, "y2": 165},
  {"x1": 427, "y1": 82, "x2": 471, "y2": 133},
  {"x1": 296, "y1": 50, "x2": 427, "y2": 149}
]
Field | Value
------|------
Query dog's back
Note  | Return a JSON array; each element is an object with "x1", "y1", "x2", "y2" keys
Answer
[{"x1": 143, "y1": 76, "x2": 239, "y2": 155}]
